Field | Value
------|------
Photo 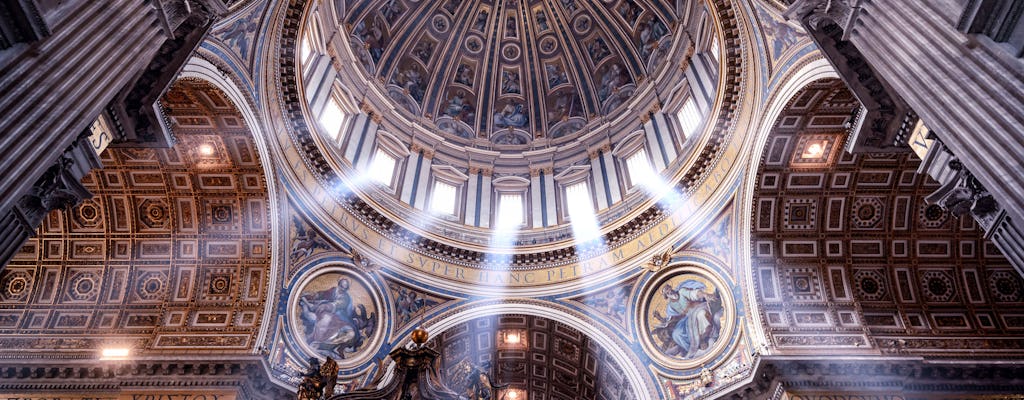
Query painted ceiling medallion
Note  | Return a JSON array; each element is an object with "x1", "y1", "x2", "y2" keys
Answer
[
  {"x1": 638, "y1": 264, "x2": 736, "y2": 369},
  {"x1": 288, "y1": 266, "x2": 384, "y2": 367},
  {"x1": 345, "y1": 0, "x2": 676, "y2": 145}
]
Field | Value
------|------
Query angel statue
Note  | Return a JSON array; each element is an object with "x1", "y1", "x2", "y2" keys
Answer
[{"x1": 297, "y1": 356, "x2": 339, "y2": 400}]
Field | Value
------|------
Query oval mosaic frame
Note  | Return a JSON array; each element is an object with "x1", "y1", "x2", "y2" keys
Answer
[
  {"x1": 636, "y1": 263, "x2": 736, "y2": 370},
  {"x1": 287, "y1": 264, "x2": 386, "y2": 369}
]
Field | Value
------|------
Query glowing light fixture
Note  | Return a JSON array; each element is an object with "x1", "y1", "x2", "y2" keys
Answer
[
  {"x1": 197, "y1": 143, "x2": 215, "y2": 156},
  {"x1": 498, "y1": 329, "x2": 527, "y2": 350},
  {"x1": 100, "y1": 347, "x2": 130, "y2": 360},
  {"x1": 506, "y1": 389, "x2": 520, "y2": 399},
  {"x1": 801, "y1": 140, "x2": 828, "y2": 159}
]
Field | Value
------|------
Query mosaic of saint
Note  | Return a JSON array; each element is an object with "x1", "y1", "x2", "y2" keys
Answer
[
  {"x1": 647, "y1": 273, "x2": 725, "y2": 360},
  {"x1": 294, "y1": 272, "x2": 378, "y2": 359}
]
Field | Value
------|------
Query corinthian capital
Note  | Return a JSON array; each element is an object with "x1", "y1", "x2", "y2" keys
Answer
[{"x1": 784, "y1": 0, "x2": 858, "y2": 30}]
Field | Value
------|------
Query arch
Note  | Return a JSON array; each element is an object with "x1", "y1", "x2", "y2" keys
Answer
[
  {"x1": 387, "y1": 299, "x2": 658, "y2": 400},
  {"x1": 738, "y1": 56, "x2": 838, "y2": 351},
  {"x1": 178, "y1": 56, "x2": 285, "y2": 352}
]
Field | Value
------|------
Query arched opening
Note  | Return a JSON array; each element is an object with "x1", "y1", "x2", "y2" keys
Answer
[{"x1": 426, "y1": 313, "x2": 638, "y2": 400}]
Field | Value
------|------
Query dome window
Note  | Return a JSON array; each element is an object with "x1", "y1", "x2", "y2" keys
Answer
[
  {"x1": 496, "y1": 193, "x2": 526, "y2": 228},
  {"x1": 625, "y1": 147, "x2": 655, "y2": 188},
  {"x1": 368, "y1": 148, "x2": 398, "y2": 187},
  {"x1": 319, "y1": 98, "x2": 348, "y2": 141},
  {"x1": 677, "y1": 97, "x2": 702, "y2": 138},
  {"x1": 430, "y1": 180, "x2": 458, "y2": 216}
]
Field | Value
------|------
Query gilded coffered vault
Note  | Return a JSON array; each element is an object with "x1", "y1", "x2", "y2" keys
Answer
[
  {"x1": 749, "y1": 79, "x2": 1024, "y2": 356},
  {"x1": 0, "y1": 80, "x2": 273, "y2": 356},
  {"x1": 2, "y1": 0, "x2": 1024, "y2": 399}
]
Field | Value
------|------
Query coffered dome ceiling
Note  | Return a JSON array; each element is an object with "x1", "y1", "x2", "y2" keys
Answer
[{"x1": 343, "y1": 0, "x2": 678, "y2": 144}]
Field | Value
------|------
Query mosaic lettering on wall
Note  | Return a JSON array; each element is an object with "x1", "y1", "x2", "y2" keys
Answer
[
  {"x1": 750, "y1": 79, "x2": 1024, "y2": 355},
  {"x1": 0, "y1": 80, "x2": 271, "y2": 354}
]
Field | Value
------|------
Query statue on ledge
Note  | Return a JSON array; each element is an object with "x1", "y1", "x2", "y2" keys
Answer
[
  {"x1": 301, "y1": 326, "x2": 510, "y2": 400},
  {"x1": 297, "y1": 356, "x2": 339, "y2": 400}
]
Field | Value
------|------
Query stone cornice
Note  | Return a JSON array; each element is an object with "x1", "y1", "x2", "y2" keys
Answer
[
  {"x1": 0, "y1": 358, "x2": 292, "y2": 398},
  {"x1": 715, "y1": 356, "x2": 1024, "y2": 399}
]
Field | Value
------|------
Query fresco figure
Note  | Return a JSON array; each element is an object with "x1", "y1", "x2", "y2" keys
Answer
[
  {"x1": 445, "y1": 92, "x2": 475, "y2": 121},
  {"x1": 536, "y1": 11, "x2": 550, "y2": 31},
  {"x1": 639, "y1": 17, "x2": 669, "y2": 59},
  {"x1": 546, "y1": 63, "x2": 568, "y2": 87},
  {"x1": 560, "y1": 0, "x2": 577, "y2": 13},
  {"x1": 652, "y1": 280, "x2": 722, "y2": 358},
  {"x1": 474, "y1": 10, "x2": 489, "y2": 31},
  {"x1": 353, "y1": 20, "x2": 385, "y2": 62},
  {"x1": 455, "y1": 64, "x2": 474, "y2": 87},
  {"x1": 502, "y1": 71, "x2": 521, "y2": 94},
  {"x1": 396, "y1": 68, "x2": 424, "y2": 102},
  {"x1": 494, "y1": 103, "x2": 528, "y2": 128},
  {"x1": 393, "y1": 286, "x2": 437, "y2": 324},
  {"x1": 617, "y1": 0, "x2": 642, "y2": 25},
  {"x1": 381, "y1": 0, "x2": 404, "y2": 24},
  {"x1": 598, "y1": 64, "x2": 626, "y2": 101},
  {"x1": 299, "y1": 277, "x2": 377, "y2": 359},
  {"x1": 413, "y1": 41, "x2": 434, "y2": 63},
  {"x1": 587, "y1": 38, "x2": 611, "y2": 62}
]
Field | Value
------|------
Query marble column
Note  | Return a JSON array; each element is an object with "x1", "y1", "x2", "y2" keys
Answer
[
  {"x1": 0, "y1": 0, "x2": 226, "y2": 271},
  {"x1": 786, "y1": 0, "x2": 1024, "y2": 227}
]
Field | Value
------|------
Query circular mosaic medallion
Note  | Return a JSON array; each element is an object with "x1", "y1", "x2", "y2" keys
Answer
[
  {"x1": 289, "y1": 266, "x2": 384, "y2": 367},
  {"x1": 431, "y1": 14, "x2": 450, "y2": 33},
  {"x1": 465, "y1": 36, "x2": 483, "y2": 53},
  {"x1": 501, "y1": 42, "x2": 520, "y2": 61},
  {"x1": 638, "y1": 265, "x2": 735, "y2": 369}
]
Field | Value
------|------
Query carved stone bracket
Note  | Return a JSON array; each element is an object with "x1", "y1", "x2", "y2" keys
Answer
[
  {"x1": 0, "y1": 133, "x2": 102, "y2": 269},
  {"x1": 785, "y1": 0, "x2": 916, "y2": 154},
  {"x1": 107, "y1": 0, "x2": 227, "y2": 148},
  {"x1": 0, "y1": 0, "x2": 50, "y2": 49},
  {"x1": 716, "y1": 356, "x2": 1024, "y2": 399},
  {"x1": 919, "y1": 135, "x2": 1024, "y2": 277},
  {"x1": 784, "y1": 0, "x2": 859, "y2": 32},
  {"x1": 0, "y1": 358, "x2": 292, "y2": 399}
]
